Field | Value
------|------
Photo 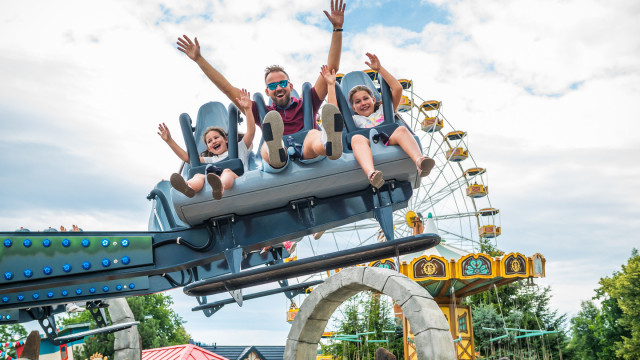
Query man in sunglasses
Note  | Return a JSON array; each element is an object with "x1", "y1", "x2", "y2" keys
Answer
[{"x1": 177, "y1": 0, "x2": 346, "y2": 171}]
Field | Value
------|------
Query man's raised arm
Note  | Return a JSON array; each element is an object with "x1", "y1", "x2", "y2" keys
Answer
[
  {"x1": 314, "y1": 0, "x2": 346, "y2": 101},
  {"x1": 177, "y1": 35, "x2": 243, "y2": 110}
]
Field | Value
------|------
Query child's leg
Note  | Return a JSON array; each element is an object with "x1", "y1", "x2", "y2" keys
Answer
[
  {"x1": 351, "y1": 134, "x2": 384, "y2": 188},
  {"x1": 388, "y1": 126, "x2": 435, "y2": 176},
  {"x1": 186, "y1": 174, "x2": 205, "y2": 192},
  {"x1": 220, "y1": 169, "x2": 238, "y2": 190},
  {"x1": 351, "y1": 134, "x2": 374, "y2": 175},
  {"x1": 206, "y1": 169, "x2": 238, "y2": 200},
  {"x1": 387, "y1": 126, "x2": 422, "y2": 161}
]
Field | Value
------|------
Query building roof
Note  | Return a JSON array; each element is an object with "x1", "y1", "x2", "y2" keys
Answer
[
  {"x1": 201, "y1": 346, "x2": 285, "y2": 360},
  {"x1": 142, "y1": 344, "x2": 228, "y2": 360}
]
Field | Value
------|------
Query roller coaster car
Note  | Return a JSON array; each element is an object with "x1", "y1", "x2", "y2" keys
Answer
[
  {"x1": 0, "y1": 71, "x2": 441, "y2": 338},
  {"x1": 168, "y1": 71, "x2": 424, "y2": 238}
]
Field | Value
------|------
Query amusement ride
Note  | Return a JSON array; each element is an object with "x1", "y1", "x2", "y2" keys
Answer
[{"x1": 0, "y1": 65, "x2": 546, "y2": 360}]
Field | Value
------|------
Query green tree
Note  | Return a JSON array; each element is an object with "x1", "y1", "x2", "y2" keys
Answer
[
  {"x1": 566, "y1": 249, "x2": 638, "y2": 360},
  {"x1": 593, "y1": 295, "x2": 630, "y2": 359},
  {"x1": 323, "y1": 291, "x2": 403, "y2": 359},
  {"x1": 599, "y1": 249, "x2": 640, "y2": 359},
  {"x1": 566, "y1": 300, "x2": 601, "y2": 358},
  {"x1": 61, "y1": 294, "x2": 190, "y2": 359},
  {"x1": 467, "y1": 282, "x2": 568, "y2": 359},
  {"x1": 471, "y1": 302, "x2": 505, "y2": 354},
  {"x1": 0, "y1": 324, "x2": 28, "y2": 358}
]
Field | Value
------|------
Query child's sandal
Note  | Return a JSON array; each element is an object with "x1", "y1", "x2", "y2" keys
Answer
[
  {"x1": 368, "y1": 170, "x2": 384, "y2": 189},
  {"x1": 416, "y1": 156, "x2": 436, "y2": 177},
  {"x1": 259, "y1": 246, "x2": 272, "y2": 255},
  {"x1": 170, "y1": 173, "x2": 195, "y2": 198},
  {"x1": 207, "y1": 173, "x2": 224, "y2": 200}
]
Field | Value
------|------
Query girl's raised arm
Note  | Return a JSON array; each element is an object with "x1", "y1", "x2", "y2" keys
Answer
[
  {"x1": 158, "y1": 123, "x2": 191, "y2": 163},
  {"x1": 236, "y1": 89, "x2": 255, "y2": 149},
  {"x1": 364, "y1": 53, "x2": 403, "y2": 112}
]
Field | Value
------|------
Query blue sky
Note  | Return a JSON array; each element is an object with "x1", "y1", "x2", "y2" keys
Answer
[{"x1": 2, "y1": 0, "x2": 640, "y2": 346}]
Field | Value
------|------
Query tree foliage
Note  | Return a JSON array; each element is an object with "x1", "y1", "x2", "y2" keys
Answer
[
  {"x1": 566, "y1": 300, "x2": 601, "y2": 358},
  {"x1": 567, "y1": 249, "x2": 638, "y2": 359},
  {"x1": 467, "y1": 281, "x2": 568, "y2": 359},
  {"x1": 60, "y1": 294, "x2": 190, "y2": 359},
  {"x1": 566, "y1": 298, "x2": 629, "y2": 359},
  {"x1": 322, "y1": 291, "x2": 403, "y2": 360},
  {"x1": 597, "y1": 249, "x2": 639, "y2": 359},
  {"x1": 0, "y1": 324, "x2": 28, "y2": 358}
]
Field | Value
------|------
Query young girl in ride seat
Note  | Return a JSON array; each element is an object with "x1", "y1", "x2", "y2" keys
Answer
[
  {"x1": 158, "y1": 89, "x2": 255, "y2": 199},
  {"x1": 324, "y1": 53, "x2": 435, "y2": 188}
]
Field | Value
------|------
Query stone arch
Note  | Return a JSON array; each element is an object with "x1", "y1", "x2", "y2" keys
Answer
[{"x1": 284, "y1": 267, "x2": 456, "y2": 360}]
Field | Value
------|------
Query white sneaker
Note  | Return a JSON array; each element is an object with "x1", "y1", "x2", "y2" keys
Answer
[
  {"x1": 320, "y1": 104, "x2": 344, "y2": 160},
  {"x1": 263, "y1": 111, "x2": 287, "y2": 168},
  {"x1": 66, "y1": 303, "x2": 85, "y2": 313}
]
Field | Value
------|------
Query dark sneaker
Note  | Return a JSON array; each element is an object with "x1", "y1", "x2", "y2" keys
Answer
[
  {"x1": 206, "y1": 173, "x2": 224, "y2": 200},
  {"x1": 321, "y1": 104, "x2": 344, "y2": 160},
  {"x1": 416, "y1": 156, "x2": 436, "y2": 177},
  {"x1": 368, "y1": 170, "x2": 384, "y2": 189},
  {"x1": 263, "y1": 111, "x2": 287, "y2": 168},
  {"x1": 170, "y1": 173, "x2": 195, "y2": 198}
]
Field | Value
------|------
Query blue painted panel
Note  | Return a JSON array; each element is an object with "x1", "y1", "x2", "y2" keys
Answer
[
  {"x1": 0, "y1": 276, "x2": 149, "y2": 307},
  {"x1": 0, "y1": 235, "x2": 152, "y2": 284}
]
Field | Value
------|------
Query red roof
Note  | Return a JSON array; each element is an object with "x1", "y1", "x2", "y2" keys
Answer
[{"x1": 142, "y1": 344, "x2": 229, "y2": 360}]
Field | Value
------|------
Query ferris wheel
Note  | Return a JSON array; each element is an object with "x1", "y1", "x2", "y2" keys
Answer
[{"x1": 294, "y1": 72, "x2": 502, "y2": 273}]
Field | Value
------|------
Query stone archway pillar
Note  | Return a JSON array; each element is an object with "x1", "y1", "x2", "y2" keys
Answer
[
  {"x1": 106, "y1": 298, "x2": 141, "y2": 360},
  {"x1": 284, "y1": 267, "x2": 456, "y2": 360}
]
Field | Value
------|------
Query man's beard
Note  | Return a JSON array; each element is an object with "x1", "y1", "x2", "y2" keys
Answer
[{"x1": 272, "y1": 92, "x2": 291, "y2": 108}]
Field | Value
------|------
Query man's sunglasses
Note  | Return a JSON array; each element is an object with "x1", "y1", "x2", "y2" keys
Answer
[{"x1": 267, "y1": 80, "x2": 289, "y2": 91}]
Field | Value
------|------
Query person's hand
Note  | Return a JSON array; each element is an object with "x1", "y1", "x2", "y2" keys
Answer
[
  {"x1": 177, "y1": 35, "x2": 201, "y2": 61},
  {"x1": 364, "y1": 52, "x2": 381, "y2": 71},
  {"x1": 320, "y1": 65, "x2": 336, "y2": 86},
  {"x1": 323, "y1": 0, "x2": 346, "y2": 29},
  {"x1": 158, "y1": 123, "x2": 172, "y2": 142},
  {"x1": 235, "y1": 89, "x2": 252, "y2": 112}
]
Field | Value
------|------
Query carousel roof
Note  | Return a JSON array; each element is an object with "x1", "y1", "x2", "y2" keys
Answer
[
  {"x1": 399, "y1": 242, "x2": 469, "y2": 264},
  {"x1": 368, "y1": 243, "x2": 545, "y2": 302}
]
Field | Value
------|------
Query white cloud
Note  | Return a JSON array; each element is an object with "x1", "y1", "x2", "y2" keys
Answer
[{"x1": 0, "y1": 209, "x2": 148, "y2": 232}]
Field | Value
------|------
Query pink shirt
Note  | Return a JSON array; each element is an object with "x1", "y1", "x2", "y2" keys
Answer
[{"x1": 251, "y1": 87, "x2": 322, "y2": 135}]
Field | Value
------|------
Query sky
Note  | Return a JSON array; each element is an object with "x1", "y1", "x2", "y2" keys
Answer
[{"x1": 2, "y1": 0, "x2": 640, "y2": 346}]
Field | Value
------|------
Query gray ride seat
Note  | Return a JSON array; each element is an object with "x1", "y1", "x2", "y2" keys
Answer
[
  {"x1": 148, "y1": 180, "x2": 188, "y2": 231},
  {"x1": 178, "y1": 101, "x2": 246, "y2": 181},
  {"x1": 170, "y1": 76, "x2": 422, "y2": 226},
  {"x1": 337, "y1": 70, "x2": 417, "y2": 149}
]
